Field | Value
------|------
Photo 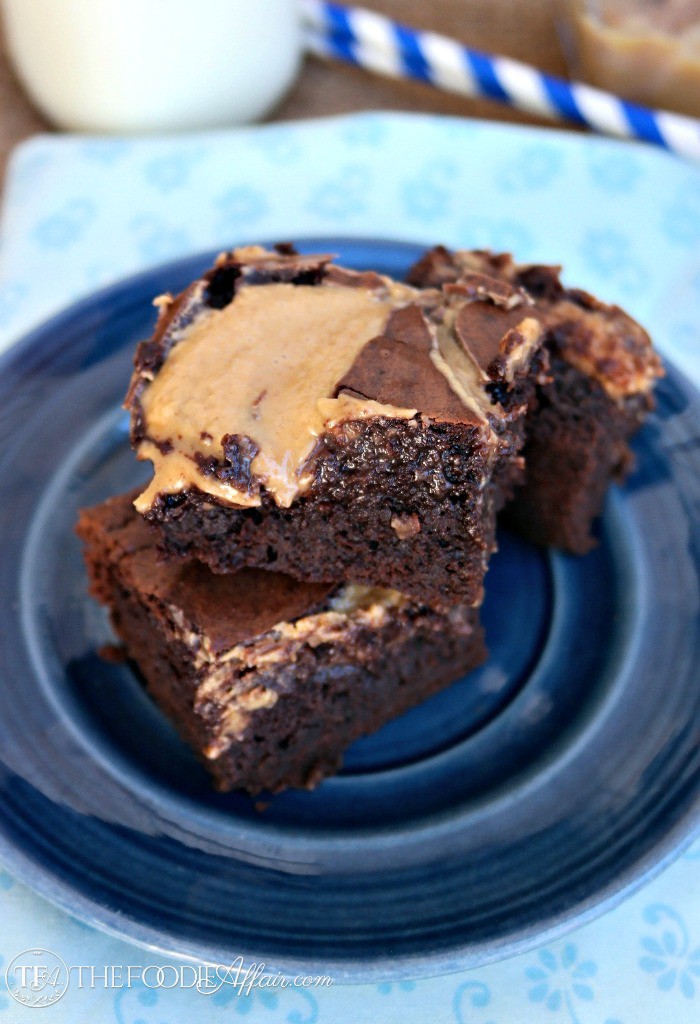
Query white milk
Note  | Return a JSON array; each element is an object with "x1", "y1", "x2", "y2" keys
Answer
[{"x1": 1, "y1": 0, "x2": 302, "y2": 132}]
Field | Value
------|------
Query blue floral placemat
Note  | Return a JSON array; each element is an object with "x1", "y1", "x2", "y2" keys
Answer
[{"x1": 0, "y1": 112, "x2": 699, "y2": 1023}]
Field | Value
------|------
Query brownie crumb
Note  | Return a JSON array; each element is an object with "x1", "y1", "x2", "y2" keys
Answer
[{"x1": 391, "y1": 513, "x2": 421, "y2": 539}]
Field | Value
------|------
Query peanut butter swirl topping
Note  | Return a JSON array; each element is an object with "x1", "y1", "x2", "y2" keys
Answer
[{"x1": 127, "y1": 246, "x2": 543, "y2": 511}]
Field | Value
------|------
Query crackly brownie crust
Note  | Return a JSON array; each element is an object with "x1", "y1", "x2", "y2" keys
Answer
[
  {"x1": 407, "y1": 246, "x2": 663, "y2": 553},
  {"x1": 77, "y1": 492, "x2": 486, "y2": 794},
  {"x1": 124, "y1": 245, "x2": 547, "y2": 605}
]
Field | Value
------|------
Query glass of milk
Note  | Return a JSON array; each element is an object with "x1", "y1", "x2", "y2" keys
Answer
[{"x1": 1, "y1": 0, "x2": 303, "y2": 132}]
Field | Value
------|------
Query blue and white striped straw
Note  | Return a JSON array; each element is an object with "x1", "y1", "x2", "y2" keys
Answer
[{"x1": 300, "y1": 0, "x2": 700, "y2": 163}]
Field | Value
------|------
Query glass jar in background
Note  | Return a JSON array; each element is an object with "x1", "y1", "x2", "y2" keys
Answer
[{"x1": 559, "y1": 0, "x2": 700, "y2": 116}]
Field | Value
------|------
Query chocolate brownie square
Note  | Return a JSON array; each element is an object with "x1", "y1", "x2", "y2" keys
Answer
[
  {"x1": 77, "y1": 492, "x2": 486, "y2": 794},
  {"x1": 407, "y1": 246, "x2": 663, "y2": 553},
  {"x1": 125, "y1": 245, "x2": 547, "y2": 606}
]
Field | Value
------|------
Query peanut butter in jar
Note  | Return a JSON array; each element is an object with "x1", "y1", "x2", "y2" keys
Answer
[{"x1": 559, "y1": 0, "x2": 700, "y2": 115}]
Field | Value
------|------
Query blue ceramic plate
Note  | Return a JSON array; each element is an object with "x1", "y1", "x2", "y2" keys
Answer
[{"x1": 0, "y1": 238, "x2": 699, "y2": 981}]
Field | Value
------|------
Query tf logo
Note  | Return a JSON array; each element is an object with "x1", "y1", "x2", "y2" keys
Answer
[{"x1": 5, "y1": 949, "x2": 70, "y2": 1007}]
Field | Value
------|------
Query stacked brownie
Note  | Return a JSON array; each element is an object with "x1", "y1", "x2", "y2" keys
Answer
[
  {"x1": 78, "y1": 491, "x2": 485, "y2": 793},
  {"x1": 77, "y1": 244, "x2": 661, "y2": 795}
]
